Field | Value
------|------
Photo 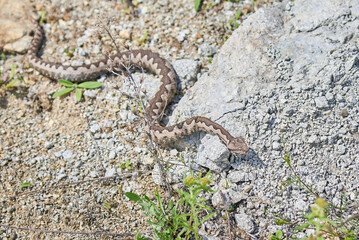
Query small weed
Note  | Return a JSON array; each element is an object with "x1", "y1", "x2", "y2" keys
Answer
[
  {"x1": 1, "y1": 52, "x2": 6, "y2": 61},
  {"x1": 64, "y1": 47, "x2": 75, "y2": 58},
  {"x1": 120, "y1": 159, "x2": 132, "y2": 170},
  {"x1": 270, "y1": 229, "x2": 283, "y2": 240},
  {"x1": 53, "y1": 79, "x2": 102, "y2": 102},
  {"x1": 194, "y1": 0, "x2": 202, "y2": 12},
  {"x1": 136, "y1": 30, "x2": 149, "y2": 46},
  {"x1": 208, "y1": 57, "x2": 213, "y2": 64},
  {"x1": 126, "y1": 171, "x2": 216, "y2": 240},
  {"x1": 227, "y1": 9, "x2": 242, "y2": 30},
  {"x1": 103, "y1": 202, "x2": 111, "y2": 210},
  {"x1": 39, "y1": 11, "x2": 46, "y2": 24},
  {"x1": 270, "y1": 137, "x2": 359, "y2": 239},
  {"x1": 19, "y1": 182, "x2": 31, "y2": 190},
  {"x1": 0, "y1": 64, "x2": 26, "y2": 96}
]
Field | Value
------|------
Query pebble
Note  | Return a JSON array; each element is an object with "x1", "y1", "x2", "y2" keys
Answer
[
  {"x1": 105, "y1": 168, "x2": 117, "y2": 177},
  {"x1": 62, "y1": 150, "x2": 74, "y2": 160},
  {"x1": 314, "y1": 96, "x2": 329, "y2": 109},
  {"x1": 44, "y1": 141, "x2": 54, "y2": 149},
  {"x1": 235, "y1": 213, "x2": 255, "y2": 233}
]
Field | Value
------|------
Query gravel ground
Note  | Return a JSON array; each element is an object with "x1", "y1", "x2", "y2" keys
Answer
[{"x1": 0, "y1": 0, "x2": 283, "y2": 239}]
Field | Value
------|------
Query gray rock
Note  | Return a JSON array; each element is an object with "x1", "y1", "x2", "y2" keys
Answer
[
  {"x1": 227, "y1": 171, "x2": 246, "y2": 183},
  {"x1": 234, "y1": 213, "x2": 255, "y2": 233},
  {"x1": 315, "y1": 96, "x2": 329, "y2": 109},
  {"x1": 108, "y1": 151, "x2": 116, "y2": 159},
  {"x1": 105, "y1": 168, "x2": 117, "y2": 177},
  {"x1": 198, "y1": 43, "x2": 217, "y2": 57},
  {"x1": 196, "y1": 135, "x2": 231, "y2": 172},
  {"x1": 44, "y1": 141, "x2": 54, "y2": 149},
  {"x1": 294, "y1": 199, "x2": 308, "y2": 211},
  {"x1": 62, "y1": 150, "x2": 74, "y2": 160},
  {"x1": 56, "y1": 173, "x2": 67, "y2": 181},
  {"x1": 172, "y1": 59, "x2": 201, "y2": 83},
  {"x1": 89, "y1": 123, "x2": 101, "y2": 133}
]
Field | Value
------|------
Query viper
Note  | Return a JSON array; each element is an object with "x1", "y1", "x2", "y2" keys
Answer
[{"x1": 27, "y1": 19, "x2": 249, "y2": 154}]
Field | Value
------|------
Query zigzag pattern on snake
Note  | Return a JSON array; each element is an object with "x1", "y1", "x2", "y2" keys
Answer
[{"x1": 27, "y1": 19, "x2": 249, "y2": 154}]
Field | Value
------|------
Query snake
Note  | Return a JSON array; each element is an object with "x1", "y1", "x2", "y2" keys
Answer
[{"x1": 27, "y1": 19, "x2": 249, "y2": 154}]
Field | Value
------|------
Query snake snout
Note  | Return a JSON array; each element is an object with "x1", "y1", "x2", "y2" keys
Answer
[{"x1": 228, "y1": 137, "x2": 249, "y2": 154}]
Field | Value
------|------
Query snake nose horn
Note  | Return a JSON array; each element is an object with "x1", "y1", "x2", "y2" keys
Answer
[{"x1": 228, "y1": 137, "x2": 249, "y2": 154}]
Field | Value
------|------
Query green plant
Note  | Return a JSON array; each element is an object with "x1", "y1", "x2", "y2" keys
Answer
[
  {"x1": 121, "y1": 159, "x2": 132, "y2": 170},
  {"x1": 39, "y1": 11, "x2": 46, "y2": 24},
  {"x1": 0, "y1": 64, "x2": 26, "y2": 96},
  {"x1": 194, "y1": 0, "x2": 202, "y2": 12},
  {"x1": 270, "y1": 229, "x2": 283, "y2": 240},
  {"x1": 269, "y1": 137, "x2": 359, "y2": 239},
  {"x1": 64, "y1": 47, "x2": 75, "y2": 57},
  {"x1": 136, "y1": 30, "x2": 149, "y2": 46},
  {"x1": 270, "y1": 198, "x2": 358, "y2": 239},
  {"x1": 52, "y1": 79, "x2": 102, "y2": 101},
  {"x1": 227, "y1": 9, "x2": 242, "y2": 30},
  {"x1": 19, "y1": 182, "x2": 31, "y2": 190},
  {"x1": 126, "y1": 171, "x2": 216, "y2": 240}
]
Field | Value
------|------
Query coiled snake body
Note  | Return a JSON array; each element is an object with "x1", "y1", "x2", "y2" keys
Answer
[{"x1": 27, "y1": 20, "x2": 249, "y2": 154}]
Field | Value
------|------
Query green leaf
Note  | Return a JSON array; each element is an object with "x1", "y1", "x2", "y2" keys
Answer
[
  {"x1": 5, "y1": 79, "x2": 18, "y2": 89},
  {"x1": 1, "y1": 53, "x2": 5, "y2": 61},
  {"x1": 19, "y1": 182, "x2": 30, "y2": 190},
  {"x1": 77, "y1": 81, "x2": 102, "y2": 89},
  {"x1": 58, "y1": 79, "x2": 74, "y2": 87},
  {"x1": 194, "y1": 0, "x2": 202, "y2": 12},
  {"x1": 276, "y1": 229, "x2": 283, "y2": 239},
  {"x1": 125, "y1": 192, "x2": 141, "y2": 202},
  {"x1": 199, "y1": 212, "x2": 215, "y2": 225},
  {"x1": 75, "y1": 88, "x2": 82, "y2": 102},
  {"x1": 53, "y1": 87, "x2": 73, "y2": 98},
  {"x1": 40, "y1": 11, "x2": 46, "y2": 24},
  {"x1": 9, "y1": 64, "x2": 16, "y2": 80},
  {"x1": 235, "y1": 10, "x2": 242, "y2": 20}
]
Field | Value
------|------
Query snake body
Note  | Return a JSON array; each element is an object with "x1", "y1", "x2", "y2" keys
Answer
[{"x1": 27, "y1": 20, "x2": 249, "y2": 154}]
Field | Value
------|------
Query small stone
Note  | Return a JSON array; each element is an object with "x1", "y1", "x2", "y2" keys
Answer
[
  {"x1": 198, "y1": 43, "x2": 217, "y2": 57},
  {"x1": 294, "y1": 199, "x2": 307, "y2": 211},
  {"x1": 272, "y1": 141, "x2": 281, "y2": 151},
  {"x1": 170, "y1": 149, "x2": 178, "y2": 156},
  {"x1": 227, "y1": 171, "x2": 246, "y2": 182},
  {"x1": 105, "y1": 168, "x2": 117, "y2": 177},
  {"x1": 89, "y1": 171, "x2": 98, "y2": 178},
  {"x1": 234, "y1": 213, "x2": 255, "y2": 233},
  {"x1": 308, "y1": 135, "x2": 320, "y2": 145},
  {"x1": 119, "y1": 29, "x2": 131, "y2": 39},
  {"x1": 336, "y1": 145, "x2": 346, "y2": 155},
  {"x1": 90, "y1": 123, "x2": 101, "y2": 133},
  {"x1": 56, "y1": 173, "x2": 67, "y2": 181},
  {"x1": 108, "y1": 151, "x2": 116, "y2": 160},
  {"x1": 314, "y1": 96, "x2": 329, "y2": 109},
  {"x1": 243, "y1": 185, "x2": 252, "y2": 193},
  {"x1": 340, "y1": 109, "x2": 349, "y2": 117},
  {"x1": 325, "y1": 92, "x2": 334, "y2": 101},
  {"x1": 282, "y1": 106, "x2": 294, "y2": 117},
  {"x1": 54, "y1": 151, "x2": 63, "y2": 158},
  {"x1": 62, "y1": 150, "x2": 74, "y2": 160},
  {"x1": 345, "y1": 55, "x2": 359, "y2": 71},
  {"x1": 143, "y1": 156, "x2": 154, "y2": 165},
  {"x1": 44, "y1": 141, "x2": 54, "y2": 149},
  {"x1": 83, "y1": 90, "x2": 97, "y2": 98}
]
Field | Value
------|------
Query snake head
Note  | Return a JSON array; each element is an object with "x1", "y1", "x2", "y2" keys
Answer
[{"x1": 228, "y1": 137, "x2": 249, "y2": 154}]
